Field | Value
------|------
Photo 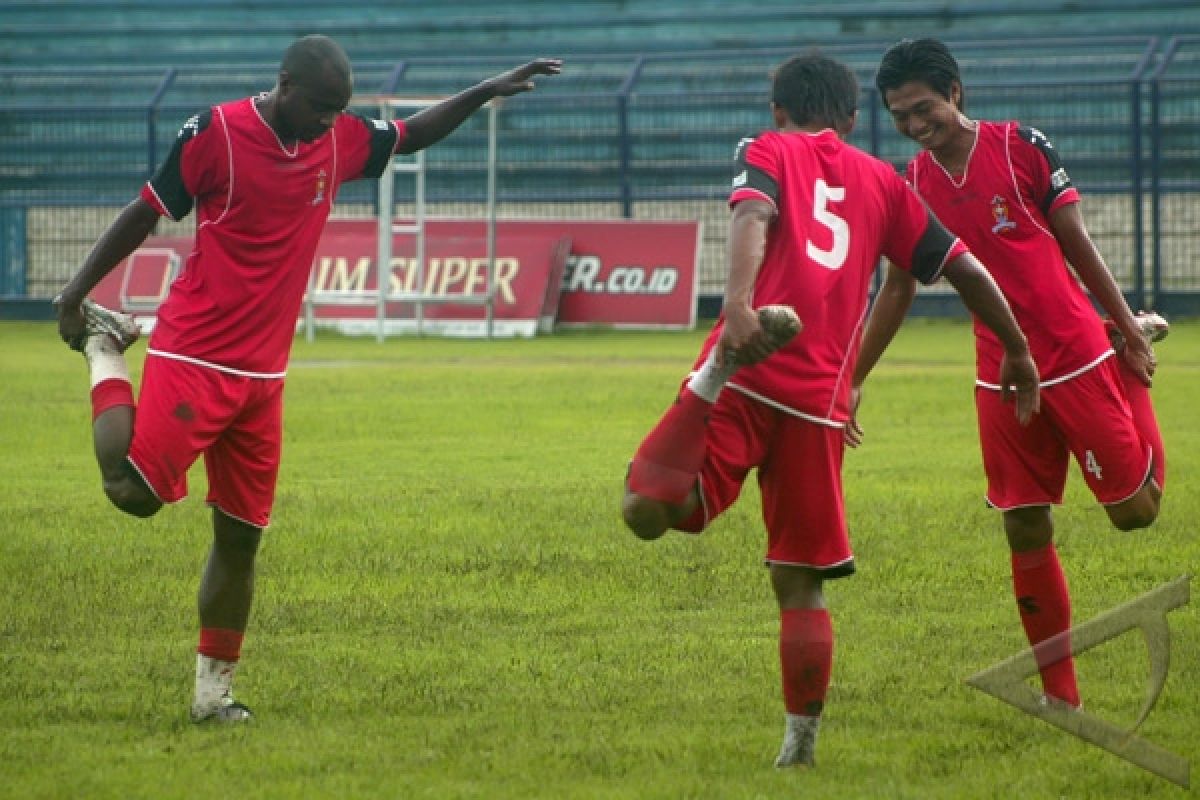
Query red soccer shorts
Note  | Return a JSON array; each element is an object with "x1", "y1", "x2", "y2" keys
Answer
[
  {"x1": 127, "y1": 355, "x2": 284, "y2": 528},
  {"x1": 676, "y1": 387, "x2": 855, "y2": 577},
  {"x1": 975, "y1": 358, "x2": 1152, "y2": 510}
]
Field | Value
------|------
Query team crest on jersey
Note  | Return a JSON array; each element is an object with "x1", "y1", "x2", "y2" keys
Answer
[
  {"x1": 990, "y1": 194, "x2": 1017, "y2": 234},
  {"x1": 312, "y1": 169, "x2": 328, "y2": 206}
]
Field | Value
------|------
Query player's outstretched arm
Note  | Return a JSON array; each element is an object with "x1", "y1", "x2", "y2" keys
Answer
[
  {"x1": 54, "y1": 198, "x2": 160, "y2": 347},
  {"x1": 717, "y1": 199, "x2": 776, "y2": 365},
  {"x1": 846, "y1": 262, "x2": 918, "y2": 447},
  {"x1": 942, "y1": 252, "x2": 1041, "y2": 424},
  {"x1": 397, "y1": 58, "x2": 563, "y2": 154},
  {"x1": 1050, "y1": 203, "x2": 1155, "y2": 386}
]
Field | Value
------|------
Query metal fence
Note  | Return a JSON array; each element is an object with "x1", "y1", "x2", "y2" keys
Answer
[{"x1": 1, "y1": 35, "x2": 1197, "y2": 314}]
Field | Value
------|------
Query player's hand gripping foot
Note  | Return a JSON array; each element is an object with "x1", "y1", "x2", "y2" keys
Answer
[
  {"x1": 1106, "y1": 311, "x2": 1167, "y2": 385},
  {"x1": 79, "y1": 298, "x2": 139, "y2": 352},
  {"x1": 56, "y1": 296, "x2": 140, "y2": 353},
  {"x1": 1106, "y1": 311, "x2": 1169, "y2": 352},
  {"x1": 723, "y1": 304, "x2": 803, "y2": 367},
  {"x1": 755, "y1": 305, "x2": 803, "y2": 354}
]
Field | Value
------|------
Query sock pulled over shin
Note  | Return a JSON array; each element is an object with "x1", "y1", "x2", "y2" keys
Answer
[
  {"x1": 779, "y1": 608, "x2": 833, "y2": 717},
  {"x1": 193, "y1": 628, "x2": 246, "y2": 714},
  {"x1": 85, "y1": 336, "x2": 134, "y2": 421},
  {"x1": 1012, "y1": 543, "x2": 1079, "y2": 706}
]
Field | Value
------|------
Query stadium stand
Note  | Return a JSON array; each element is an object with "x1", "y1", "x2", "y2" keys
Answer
[
  {"x1": 0, "y1": 1, "x2": 1197, "y2": 310},
  {"x1": 1, "y1": 1, "x2": 1197, "y2": 66}
]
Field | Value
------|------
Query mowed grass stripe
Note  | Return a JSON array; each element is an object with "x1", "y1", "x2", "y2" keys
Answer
[{"x1": 0, "y1": 319, "x2": 1195, "y2": 799}]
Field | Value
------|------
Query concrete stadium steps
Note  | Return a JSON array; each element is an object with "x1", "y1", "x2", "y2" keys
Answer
[
  {"x1": 0, "y1": 36, "x2": 1161, "y2": 108},
  {"x1": 1, "y1": 10, "x2": 1196, "y2": 208},
  {"x1": 1, "y1": 1, "x2": 1196, "y2": 68}
]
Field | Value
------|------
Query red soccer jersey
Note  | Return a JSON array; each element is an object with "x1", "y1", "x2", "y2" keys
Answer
[
  {"x1": 906, "y1": 120, "x2": 1112, "y2": 388},
  {"x1": 140, "y1": 97, "x2": 406, "y2": 376},
  {"x1": 706, "y1": 128, "x2": 966, "y2": 424}
]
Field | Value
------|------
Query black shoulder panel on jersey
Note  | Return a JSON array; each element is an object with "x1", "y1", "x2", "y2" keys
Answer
[
  {"x1": 731, "y1": 136, "x2": 779, "y2": 203},
  {"x1": 351, "y1": 113, "x2": 401, "y2": 180},
  {"x1": 1018, "y1": 125, "x2": 1074, "y2": 216},
  {"x1": 910, "y1": 211, "x2": 958, "y2": 285},
  {"x1": 177, "y1": 110, "x2": 213, "y2": 143},
  {"x1": 148, "y1": 109, "x2": 213, "y2": 220},
  {"x1": 732, "y1": 136, "x2": 755, "y2": 163}
]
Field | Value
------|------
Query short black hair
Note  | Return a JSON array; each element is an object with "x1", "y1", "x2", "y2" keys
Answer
[
  {"x1": 875, "y1": 38, "x2": 964, "y2": 111},
  {"x1": 281, "y1": 34, "x2": 352, "y2": 89},
  {"x1": 771, "y1": 51, "x2": 859, "y2": 130}
]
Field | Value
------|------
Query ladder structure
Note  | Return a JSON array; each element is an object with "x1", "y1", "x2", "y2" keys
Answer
[{"x1": 304, "y1": 95, "x2": 500, "y2": 341}]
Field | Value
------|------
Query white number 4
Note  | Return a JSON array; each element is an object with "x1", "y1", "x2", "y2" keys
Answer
[
  {"x1": 807, "y1": 179, "x2": 850, "y2": 270},
  {"x1": 1085, "y1": 450, "x2": 1103, "y2": 480}
]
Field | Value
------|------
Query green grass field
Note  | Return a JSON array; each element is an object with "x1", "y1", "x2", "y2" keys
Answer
[{"x1": 1, "y1": 318, "x2": 1196, "y2": 799}]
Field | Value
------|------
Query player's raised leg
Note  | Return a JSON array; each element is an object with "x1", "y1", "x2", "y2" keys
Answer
[
  {"x1": 63, "y1": 298, "x2": 162, "y2": 518},
  {"x1": 191, "y1": 508, "x2": 261, "y2": 723},
  {"x1": 1005, "y1": 507, "x2": 1080, "y2": 707},
  {"x1": 1106, "y1": 311, "x2": 1168, "y2": 524},
  {"x1": 622, "y1": 306, "x2": 801, "y2": 540}
]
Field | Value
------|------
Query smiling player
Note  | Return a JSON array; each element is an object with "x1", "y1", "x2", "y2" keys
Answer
[{"x1": 858, "y1": 37, "x2": 1168, "y2": 708}]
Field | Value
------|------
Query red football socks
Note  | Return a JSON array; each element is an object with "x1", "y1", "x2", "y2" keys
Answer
[
  {"x1": 90, "y1": 378, "x2": 134, "y2": 422},
  {"x1": 779, "y1": 608, "x2": 834, "y2": 716},
  {"x1": 1011, "y1": 543, "x2": 1079, "y2": 706},
  {"x1": 627, "y1": 388, "x2": 711, "y2": 505},
  {"x1": 198, "y1": 627, "x2": 245, "y2": 663}
]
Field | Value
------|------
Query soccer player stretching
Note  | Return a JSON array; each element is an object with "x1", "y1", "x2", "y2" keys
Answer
[
  {"x1": 860, "y1": 38, "x2": 1167, "y2": 708},
  {"x1": 621, "y1": 52, "x2": 1040, "y2": 768},
  {"x1": 54, "y1": 35, "x2": 560, "y2": 722}
]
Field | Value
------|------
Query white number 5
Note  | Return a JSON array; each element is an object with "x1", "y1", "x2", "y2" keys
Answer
[{"x1": 807, "y1": 179, "x2": 849, "y2": 270}]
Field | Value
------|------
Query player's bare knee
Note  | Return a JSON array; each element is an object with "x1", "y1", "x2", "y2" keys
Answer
[
  {"x1": 622, "y1": 492, "x2": 670, "y2": 541},
  {"x1": 213, "y1": 512, "x2": 263, "y2": 560},
  {"x1": 770, "y1": 565, "x2": 825, "y2": 609},
  {"x1": 103, "y1": 476, "x2": 162, "y2": 518},
  {"x1": 1109, "y1": 504, "x2": 1158, "y2": 532},
  {"x1": 1003, "y1": 506, "x2": 1053, "y2": 552},
  {"x1": 1109, "y1": 484, "x2": 1162, "y2": 531}
]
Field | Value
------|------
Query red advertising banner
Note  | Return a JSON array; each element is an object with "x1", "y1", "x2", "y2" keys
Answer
[
  {"x1": 479, "y1": 219, "x2": 700, "y2": 329},
  {"x1": 90, "y1": 218, "x2": 699, "y2": 334},
  {"x1": 306, "y1": 225, "x2": 573, "y2": 337}
]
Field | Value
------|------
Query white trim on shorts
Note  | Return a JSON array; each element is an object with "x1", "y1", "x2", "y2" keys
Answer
[
  {"x1": 206, "y1": 501, "x2": 268, "y2": 530},
  {"x1": 975, "y1": 349, "x2": 1113, "y2": 391},
  {"x1": 123, "y1": 455, "x2": 179, "y2": 506},
  {"x1": 1100, "y1": 443, "x2": 1156, "y2": 507},
  {"x1": 723, "y1": 383, "x2": 846, "y2": 429},
  {"x1": 147, "y1": 349, "x2": 287, "y2": 379}
]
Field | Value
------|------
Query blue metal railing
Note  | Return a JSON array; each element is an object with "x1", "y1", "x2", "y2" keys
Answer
[{"x1": 1, "y1": 36, "x2": 1197, "y2": 307}]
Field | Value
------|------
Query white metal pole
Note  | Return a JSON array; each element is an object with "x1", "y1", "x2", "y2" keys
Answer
[
  {"x1": 415, "y1": 148, "x2": 426, "y2": 335},
  {"x1": 486, "y1": 100, "x2": 498, "y2": 339},
  {"x1": 376, "y1": 101, "x2": 394, "y2": 344}
]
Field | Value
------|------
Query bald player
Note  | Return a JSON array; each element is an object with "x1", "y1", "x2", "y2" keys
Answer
[{"x1": 54, "y1": 35, "x2": 561, "y2": 722}]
